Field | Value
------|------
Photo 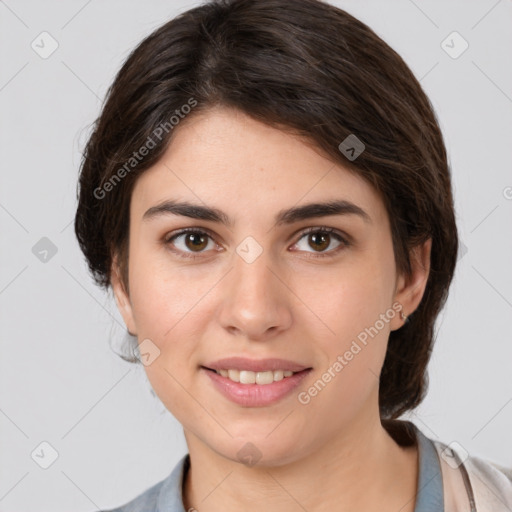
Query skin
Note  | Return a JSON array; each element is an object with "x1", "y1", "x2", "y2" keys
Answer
[{"x1": 111, "y1": 106, "x2": 432, "y2": 512}]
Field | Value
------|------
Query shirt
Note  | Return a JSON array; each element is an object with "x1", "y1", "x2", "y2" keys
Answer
[{"x1": 99, "y1": 420, "x2": 512, "y2": 511}]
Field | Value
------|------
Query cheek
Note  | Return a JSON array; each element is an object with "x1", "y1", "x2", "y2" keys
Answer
[
  {"x1": 126, "y1": 257, "x2": 213, "y2": 419},
  {"x1": 296, "y1": 256, "x2": 395, "y2": 344},
  {"x1": 126, "y1": 249, "x2": 219, "y2": 401},
  {"x1": 299, "y1": 280, "x2": 393, "y2": 425},
  {"x1": 127, "y1": 239, "x2": 203, "y2": 335},
  {"x1": 295, "y1": 252, "x2": 395, "y2": 403}
]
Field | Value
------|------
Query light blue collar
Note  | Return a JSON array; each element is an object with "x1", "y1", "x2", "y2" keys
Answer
[{"x1": 412, "y1": 423, "x2": 445, "y2": 512}]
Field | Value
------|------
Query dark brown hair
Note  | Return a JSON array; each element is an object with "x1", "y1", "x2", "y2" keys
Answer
[{"x1": 74, "y1": 0, "x2": 458, "y2": 419}]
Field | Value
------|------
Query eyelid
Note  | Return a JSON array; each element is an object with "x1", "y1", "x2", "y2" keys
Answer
[
  {"x1": 288, "y1": 226, "x2": 351, "y2": 258},
  {"x1": 163, "y1": 227, "x2": 223, "y2": 261},
  {"x1": 292, "y1": 225, "x2": 351, "y2": 245},
  {"x1": 163, "y1": 225, "x2": 351, "y2": 259}
]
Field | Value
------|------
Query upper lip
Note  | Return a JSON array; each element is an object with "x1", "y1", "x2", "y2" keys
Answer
[{"x1": 203, "y1": 357, "x2": 311, "y2": 373}]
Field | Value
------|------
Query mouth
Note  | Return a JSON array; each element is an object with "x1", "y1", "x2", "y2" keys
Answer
[
  {"x1": 201, "y1": 366, "x2": 311, "y2": 385},
  {"x1": 200, "y1": 359, "x2": 313, "y2": 407}
]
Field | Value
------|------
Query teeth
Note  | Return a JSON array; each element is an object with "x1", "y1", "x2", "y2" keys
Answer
[
  {"x1": 228, "y1": 369, "x2": 239, "y2": 382},
  {"x1": 240, "y1": 370, "x2": 256, "y2": 384},
  {"x1": 273, "y1": 370, "x2": 284, "y2": 381},
  {"x1": 215, "y1": 368, "x2": 298, "y2": 384}
]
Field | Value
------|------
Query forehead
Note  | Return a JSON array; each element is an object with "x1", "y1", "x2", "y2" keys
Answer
[{"x1": 130, "y1": 107, "x2": 387, "y2": 226}]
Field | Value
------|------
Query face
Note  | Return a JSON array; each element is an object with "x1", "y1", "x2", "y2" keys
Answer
[{"x1": 112, "y1": 106, "x2": 430, "y2": 466}]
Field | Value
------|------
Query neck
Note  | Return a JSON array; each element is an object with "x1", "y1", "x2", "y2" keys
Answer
[{"x1": 182, "y1": 412, "x2": 419, "y2": 512}]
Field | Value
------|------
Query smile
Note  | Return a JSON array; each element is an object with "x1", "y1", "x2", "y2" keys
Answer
[
  {"x1": 213, "y1": 368, "x2": 297, "y2": 385},
  {"x1": 202, "y1": 366, "x2": 312, "y2": 407}
]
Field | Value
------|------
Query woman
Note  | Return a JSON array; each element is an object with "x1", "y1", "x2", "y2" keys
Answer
[{"x1": 74, "y1": 0, "x2": 512, "y2": 510}]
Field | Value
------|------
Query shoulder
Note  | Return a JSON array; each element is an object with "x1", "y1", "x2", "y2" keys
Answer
[
  {"x1": 464, "y1": 452, "x2": 512, "y2": 509},
  {"x1": 99, "y1": 478, "x2": 165, "y2": 512},
  {"x1": 431, "y1": 438, "x2": 512, "y2": 511}
]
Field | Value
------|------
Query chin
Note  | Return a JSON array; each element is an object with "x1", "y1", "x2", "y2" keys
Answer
[{"x1": 211, "y1": 434, "x2": 308, "y2": 468}]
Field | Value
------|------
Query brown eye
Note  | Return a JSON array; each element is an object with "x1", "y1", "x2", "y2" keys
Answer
[
  {"x1": 292, "y1": 227, "x2": 350, "y2": 258},
  {"x1": 308, "y1": 231, "x2": 331, "y2": 252},
  {"x1": 165, "y1": 229, "x2": 216, "y2": 257},
  {"x1": 183, "y1": 232, "x2": 209, "y2": 251}
]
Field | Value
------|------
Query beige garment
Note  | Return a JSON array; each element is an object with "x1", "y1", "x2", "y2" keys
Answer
[{"x1": 432, "y1": 438, "x2": 512, "y2": 512}]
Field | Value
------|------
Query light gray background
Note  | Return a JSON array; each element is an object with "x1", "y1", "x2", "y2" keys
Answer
[{"x1": 1, "y1": 0, "x2": 511, "y2": 510}]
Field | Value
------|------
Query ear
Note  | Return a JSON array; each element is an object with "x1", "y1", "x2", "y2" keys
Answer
[
  {"x1": 390, "y1": 238, "x2": 432, "y2": 331},
  {"x1": 111, "y1": 255, "x2": 138, "y2": 337}
]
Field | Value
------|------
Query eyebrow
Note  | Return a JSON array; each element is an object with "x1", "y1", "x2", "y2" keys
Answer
[{"x1": 142, "y1": 199, "x2": 372, "y2": 227}]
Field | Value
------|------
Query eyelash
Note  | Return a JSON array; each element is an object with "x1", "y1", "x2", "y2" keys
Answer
[{"x1": 163, "y1": 226, "x2": 351, "y2": 261}]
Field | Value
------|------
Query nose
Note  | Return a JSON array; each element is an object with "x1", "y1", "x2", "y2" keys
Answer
[{"x1": 218, "y1": 246, "x2": 293, "y2": 341}]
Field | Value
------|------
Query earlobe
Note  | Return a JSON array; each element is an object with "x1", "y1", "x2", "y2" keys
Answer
[
  {"x1": 111, "y1": 257, "x2": 138, "y2": 337},
  {"x1": 391, "y1": 238, "x2": 432, "y2": 331}
]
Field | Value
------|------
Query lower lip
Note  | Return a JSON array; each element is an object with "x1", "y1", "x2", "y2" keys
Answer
[{"x1": 202, "y1": 367, "x2": 312, "y2": 407}]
